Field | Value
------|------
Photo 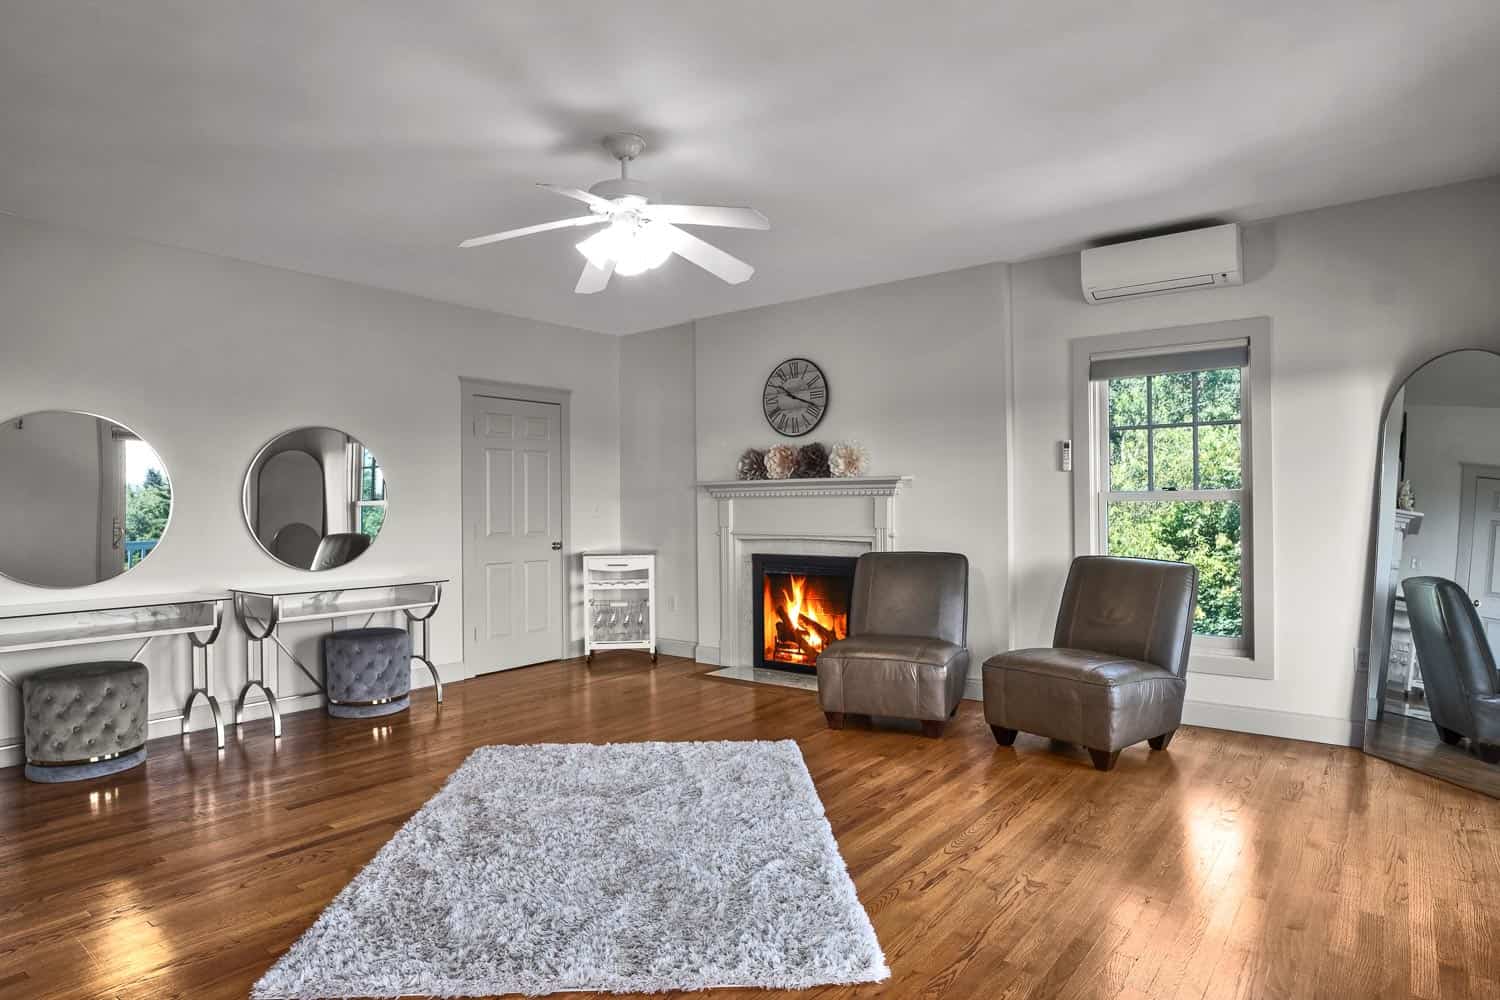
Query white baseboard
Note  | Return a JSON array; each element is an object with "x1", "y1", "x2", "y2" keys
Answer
[
  {"x1": 657, "y1": 637, "x2": 696, "y2": 659},
  {"x1": 1180, "y1": 699, "x2": 1360, "y2": 747},
  {"x1": 694, "y1": 644, "x2": 721, "y2": 666}
]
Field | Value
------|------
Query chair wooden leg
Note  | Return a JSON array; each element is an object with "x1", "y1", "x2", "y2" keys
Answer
[
  {"x1": 1148, "y1": 730, "x2": 1176, "y2": 751},
  {"x1": 824, "y1": 712, "x2": 844, "y2": 730},
  {"x1": 991, "y1": 725, "x2": 1018, "y2": 746},
  {"x1": 921, "y1": 719, "x2": 947, "y2": 739},
  {"x1": 1088, "y1": 748, "x2": 1120, "y2": 772},
  {"x1": 1477, "y1": 744, "x2": 1500, "y2": 764}
]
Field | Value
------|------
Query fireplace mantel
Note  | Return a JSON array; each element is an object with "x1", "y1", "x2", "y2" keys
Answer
[
  {"x1": 694, "y1": 476, "x2": 911, "y2": 667},
  {"x1": 696, "y1": 476, "x2": 910, "y2": 499}
]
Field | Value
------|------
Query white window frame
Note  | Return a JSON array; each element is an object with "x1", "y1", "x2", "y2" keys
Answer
[{"x1": 1071, "y1": 317, "x2": 1275, "y2": 679}]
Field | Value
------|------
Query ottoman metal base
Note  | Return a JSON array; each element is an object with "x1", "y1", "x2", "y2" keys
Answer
[
  {"x1": 25, "y1": 746, "x2": 146, "y2": 784},
  {"x1": 328, "y1": 695, "x2": 411, "y2": 719}
]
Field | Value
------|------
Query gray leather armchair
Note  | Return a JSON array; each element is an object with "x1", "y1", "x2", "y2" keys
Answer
[
  {"x1": 817, "y1": 552, "x2": 970, "y2": 738},
  {"x1": 1402, "y1": 576, "x2": 1500, "y2": 763},
  {"x1": 983, "y1": 555, "x2": 1197, "y2": 771}
]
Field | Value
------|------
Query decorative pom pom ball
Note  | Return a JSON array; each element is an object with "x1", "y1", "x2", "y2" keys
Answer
[
  {"x1": 828, "y1": 440, "x2": 869, "y2": 478},
  {"x1": 794, "y1": 442, "x2": 831, "y2": 479},
  {"x1": 764, "y1": 444, "x2": 798, "y2": 480},
  {"x1": 736, "y1": 448, "x2": 767, "y2": 481}
]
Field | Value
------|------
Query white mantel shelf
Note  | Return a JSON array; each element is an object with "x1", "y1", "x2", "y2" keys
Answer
[{"x1": 697, "y1": 476, "x2": 911, "y2": 499}]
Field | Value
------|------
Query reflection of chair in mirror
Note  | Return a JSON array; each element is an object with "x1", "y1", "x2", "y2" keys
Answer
[
  {"x1": 270, "y1": 522, "x2": 322, "y2": 568},
  {"x1": 1403, "y1": 576, "x2": 1500, "y2": 763},
  {"x1": 310, "y1": 532, "x2": 371, "y2": 571}
]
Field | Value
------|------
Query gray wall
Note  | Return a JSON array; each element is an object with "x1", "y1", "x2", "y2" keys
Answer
[
  {"x1": 618, "y1": 176, "x2": 1500, "y2": 745},
  {"x1": 0, "y1": 212, "x2": 623, "y2": 755},
  {"x1": 619, "y1": 323, "x2": 698, "y2": 647},
  {"x1": 1008, "y1": 177, "x2": 1500, "y2": 744}
]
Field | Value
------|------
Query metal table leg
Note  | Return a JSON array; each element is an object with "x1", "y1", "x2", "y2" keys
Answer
[
  {"x1": 404, "y1": 582, "x2": 444, "y2": 704},
  {"x1": 233, "y1": 593, "x2": 282, "y2": 738},
  {"x1": 182, "y1": 599, "x2": 226, "y2": 747}
]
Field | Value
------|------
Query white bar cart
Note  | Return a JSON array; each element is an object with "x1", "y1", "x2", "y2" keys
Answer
[{"x1": 583, "y1": 554, "x2": 656, "y2": 665}]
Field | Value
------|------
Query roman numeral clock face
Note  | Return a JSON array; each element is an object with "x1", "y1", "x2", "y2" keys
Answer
[{"x1": 763, "y1": 357, "x2": 829, "y2": 437}]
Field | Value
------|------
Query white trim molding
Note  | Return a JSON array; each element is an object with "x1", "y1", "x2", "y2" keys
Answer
[{"x1": 697, "y1": 476, "x2": 910, "y2": 500}]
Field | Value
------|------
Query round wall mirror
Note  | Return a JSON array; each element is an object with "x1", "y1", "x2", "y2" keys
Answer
[
  {"x1": 243, "y1": 427, "x2": 386, "y2": 571},
  {"x1": 0, "y1": 410, "x2": 173, "y2": 588},
  {"x1": 1365, "y1": 348, "x2": 1500, "y2": 798}
]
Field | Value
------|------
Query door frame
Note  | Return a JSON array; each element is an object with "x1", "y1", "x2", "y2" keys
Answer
[
  {"x1": 459, "y1": 377, "x2": 573, "y2": 669},
  {"x1": 1455, "y1": 462, "x2": 1500, "y2": 593}
]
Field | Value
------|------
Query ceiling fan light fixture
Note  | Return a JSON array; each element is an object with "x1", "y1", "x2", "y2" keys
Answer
[{"x1": 576, "y1": 218, "x2": 672, "y2": 277}]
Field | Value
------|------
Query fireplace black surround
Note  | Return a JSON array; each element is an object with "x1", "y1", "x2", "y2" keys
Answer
[{"x1": 753, "y1": 553, "x2": 857, "y2": 674}]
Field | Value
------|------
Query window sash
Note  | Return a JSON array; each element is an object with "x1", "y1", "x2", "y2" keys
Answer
[{"x1": 1093, "y1": 375, "x2": 1253, "y2": 651}]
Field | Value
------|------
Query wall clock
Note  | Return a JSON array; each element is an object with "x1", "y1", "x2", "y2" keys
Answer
[{"x1": 763, "y1": 357, "x2": 829, "y2": 437}]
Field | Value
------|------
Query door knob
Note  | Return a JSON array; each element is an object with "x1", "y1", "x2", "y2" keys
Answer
[
  {"x1": 551, "y1": 541, "x2": 563, "y2": 551},
  {"x1": 1475, "y1": 599, "x2": 1482, "y2": 608}
]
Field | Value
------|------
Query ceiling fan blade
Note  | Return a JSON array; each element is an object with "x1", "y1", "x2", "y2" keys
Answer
[
  {"x1": 537, "y1": 183, "x2": 617, "y2": 212},
  {"x1": 644, "y1": 204, "x2": 770, "y2": 230},
  {"x1": 575, "y1": 257, "x2": 615, "y2": 294},
  {"x1": 660, "y1": 224, "x2": 754, "y2": 284},
  {"x1": 459, "y1": 215, "x2": 606, "y2": 248}
]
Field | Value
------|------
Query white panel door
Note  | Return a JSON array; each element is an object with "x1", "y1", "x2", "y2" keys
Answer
[
  {"x1": 463, "y1": 395, "x2": 563, "y2": 671},
  {"x1": 1466, "y1": 476, "x2": 1500, "y2": 661}
]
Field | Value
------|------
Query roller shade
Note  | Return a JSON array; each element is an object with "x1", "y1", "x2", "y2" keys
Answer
[{"x1": 1089, "y1": 341, "x2": 1248, "y2": 381}]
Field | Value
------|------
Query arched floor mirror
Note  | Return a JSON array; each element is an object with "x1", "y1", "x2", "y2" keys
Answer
[{"x1": 1365, "y1": 348, "x2": 1500, "y2": 797}]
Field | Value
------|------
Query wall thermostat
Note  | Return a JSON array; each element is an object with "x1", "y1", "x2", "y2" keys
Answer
[{"x1": 1060, "y1": 439, "x2": 1073, "y2": 472}]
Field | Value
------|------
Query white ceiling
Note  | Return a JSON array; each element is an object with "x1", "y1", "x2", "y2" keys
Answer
[{"x1": 3, "y1": 2, "x2": 1499, "y2": 335}]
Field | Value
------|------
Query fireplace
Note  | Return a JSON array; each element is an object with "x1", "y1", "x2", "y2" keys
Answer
[{"x1": 752, "y1": 554, "x2": 857, "y2": 674}]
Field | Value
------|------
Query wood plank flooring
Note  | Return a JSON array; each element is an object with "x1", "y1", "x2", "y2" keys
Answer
[{"x1": 2, "y1": 654, "x2": 1498, "y2": 1000}]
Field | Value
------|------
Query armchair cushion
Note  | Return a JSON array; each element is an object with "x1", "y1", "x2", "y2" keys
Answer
[
  {"x1": 819, "y1": 635, "x2": 969, "y2": 722},
  {"x1": 984, "y1": 647, "x2": 1185, "y2": 753}
]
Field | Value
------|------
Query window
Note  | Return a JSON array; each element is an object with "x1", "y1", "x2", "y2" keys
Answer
[
  {"x1": 1072, "y1": 320, "x2": 1272, "y2": 677},
  {"x1": 1096, "y1": 357, "x2": 1247, "y2": 648},
  {"x1": 352, "y1": 443, "x2": 386, "y2": 539}
]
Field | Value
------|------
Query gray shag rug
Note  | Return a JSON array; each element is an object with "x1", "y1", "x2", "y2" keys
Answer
[{"x1": 253, "y1": 740, "x2": 888, "y2": 998}]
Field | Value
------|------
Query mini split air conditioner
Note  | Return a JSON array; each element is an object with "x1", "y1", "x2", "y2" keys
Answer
[{"x1": 1080, "y1": 223, "x2": 1242, "y2": 304}]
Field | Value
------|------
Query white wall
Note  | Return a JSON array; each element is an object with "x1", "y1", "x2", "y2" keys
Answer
[
  {"x1": 688, "y1": 264, "x2": 1012, "y2": 672},
  {"x1": 619, "y1": 323, "x2": 698, "y2": 647},
  {"x1": 1010, "y1": 177, "x2": 1500, "y2": 745},
  {"x1": 1401, "y1": 403, "x2": 1500, "y2": 586},
  {"x1": 0, "y1": 213, "x2": 621, "y2": 760}
]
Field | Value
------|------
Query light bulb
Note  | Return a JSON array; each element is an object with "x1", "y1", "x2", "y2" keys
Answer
[{"x1": 575, "y1": 218, "x2": 672, "y2": 277}]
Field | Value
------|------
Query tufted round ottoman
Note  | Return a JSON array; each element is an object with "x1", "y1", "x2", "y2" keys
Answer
[
  {"x1": 22, "y1": 661, "x2": 149, "y2": 783},
  {"x1": 322, "y1": 627, "x2": 412, "y2": 718}
]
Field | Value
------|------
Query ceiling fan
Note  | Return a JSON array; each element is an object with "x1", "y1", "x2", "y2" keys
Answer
[{"x1": 459, "y1": 132, "x2": 769, "y2": 294}]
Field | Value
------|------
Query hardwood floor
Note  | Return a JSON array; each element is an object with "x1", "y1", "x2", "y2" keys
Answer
[{"x1": 2, "y1": 654, "x2": 1499, "y2": 999}]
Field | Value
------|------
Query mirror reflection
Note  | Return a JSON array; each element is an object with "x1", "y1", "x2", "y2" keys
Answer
[
  {"x1": 1366, "y1": 349, "x2": 1500, "y2": 797},
  {"x1": 244, "y1": 427, "x2": 386, "y2": 571},
  {"x1": 0, "y1": 411, "x2": 173, "y2": 588}
]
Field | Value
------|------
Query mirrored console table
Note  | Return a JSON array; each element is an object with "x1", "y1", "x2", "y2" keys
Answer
[
  {"x1": 229, "y1": 578, "x2": 446, "y2": 737},
  {"x1": 0, "y1": 592, "x2": 230, "y2": 749}
]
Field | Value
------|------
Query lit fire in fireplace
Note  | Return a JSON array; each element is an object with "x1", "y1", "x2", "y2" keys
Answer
[{"x1": 763, "y1": 573, "x2": 849, "y2": 666}]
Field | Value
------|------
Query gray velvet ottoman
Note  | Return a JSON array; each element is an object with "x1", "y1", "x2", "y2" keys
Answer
[
  {"x1": 22, "y1": 661, "x2": 149, "y2": 783},
  {"x1": 322, "y1": 627, "x2": 412, "y2": 718}
]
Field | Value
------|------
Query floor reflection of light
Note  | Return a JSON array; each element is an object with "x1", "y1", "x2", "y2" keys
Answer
[
  {"x1": 83, "y1": 878, "x2": 170, "y2": 986},
  {"x1": 1184, "y1": 799, "x2": 1251, "y2": 904},
  {"x1": 87, "y1": 787, "x2": 120, "y2": 815},
  {"x1": 371, "y1": 725, "x2": 392, "y2": 742}
]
